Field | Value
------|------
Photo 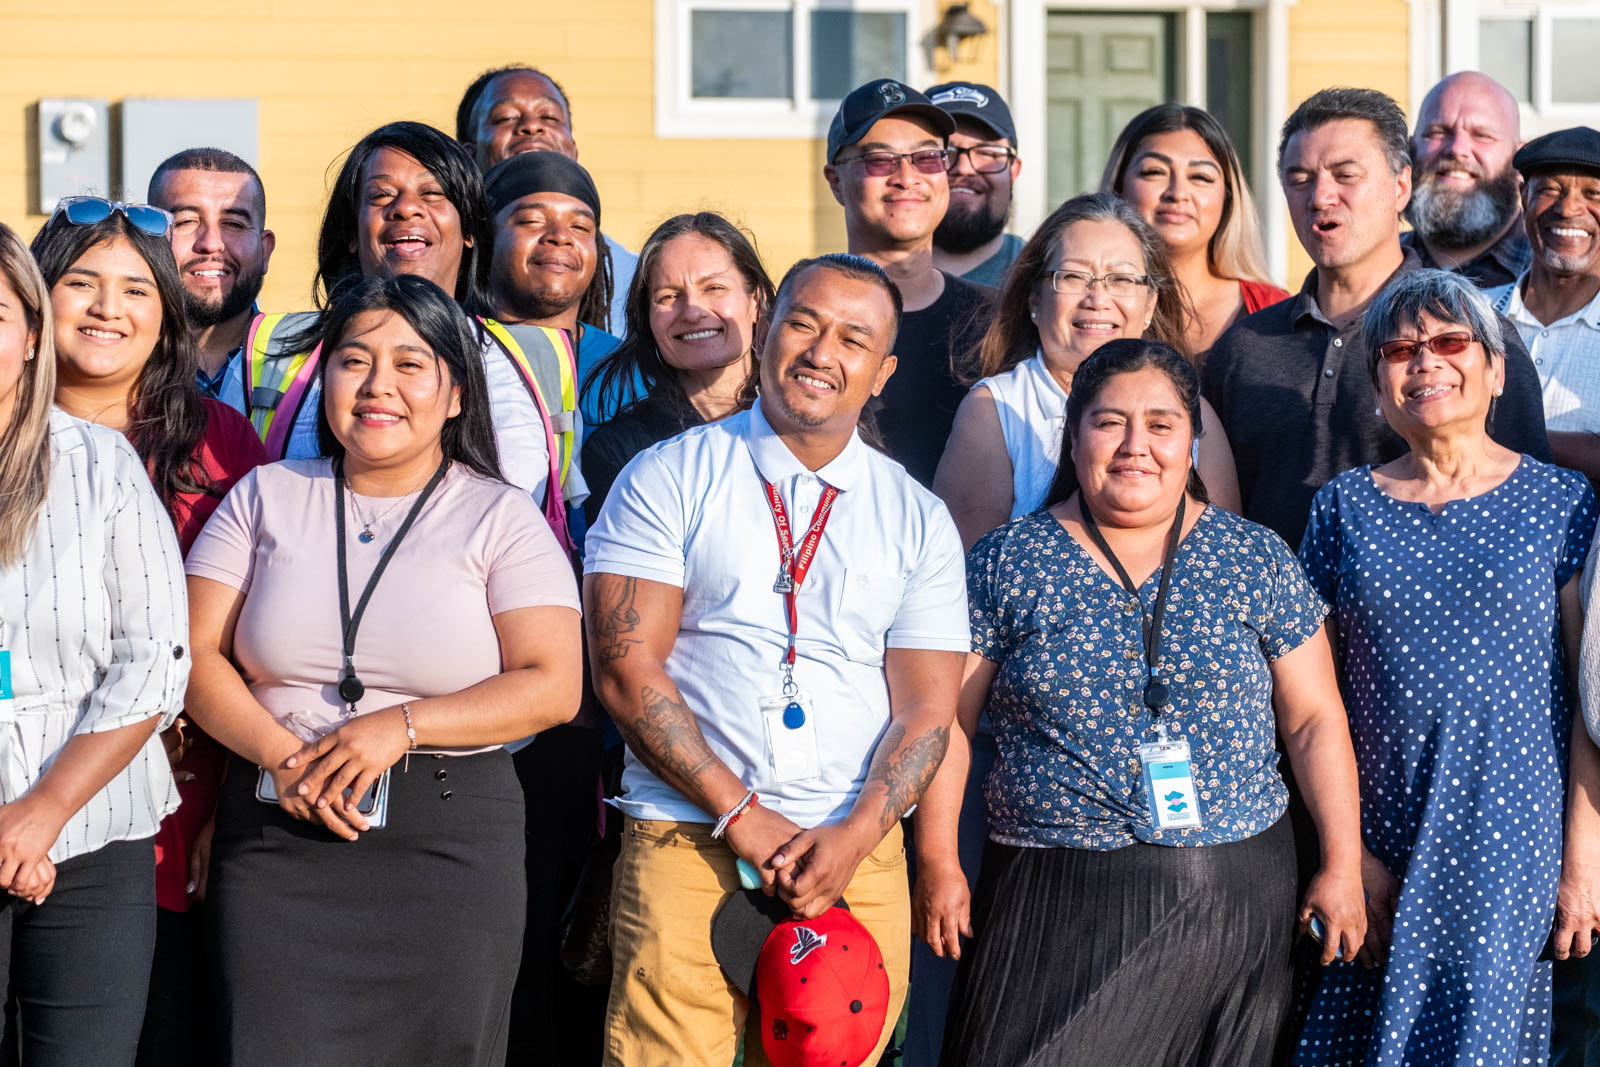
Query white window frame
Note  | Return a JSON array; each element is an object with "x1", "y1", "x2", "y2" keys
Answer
[
  {"x1": 1445, "y1": 0, "x2": 1600, "y2": 126},
  {"x1": 654, "y1": 0, "x2": 930, "y2": 138},
  {"x1": 1007, "y1": 0, "x2": 1294, "y2": 284}
]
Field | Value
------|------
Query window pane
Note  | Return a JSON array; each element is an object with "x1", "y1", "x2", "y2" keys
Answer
[
  {"x1": 691, "y1": 10, "x2": 793, "y2": 98},
  {"x1": 1554, "y1": 19, "x2": 1600, "y2": 103},
  {"x1": 1205, "y1": 12, "x2": 1254, "y2": 179},
  {"x1": 811, "y1": 11, "x2": 907, "y2": 101},
  {"x1": 1479, "y1": 19, "x2": 1532, "y2": 104}
]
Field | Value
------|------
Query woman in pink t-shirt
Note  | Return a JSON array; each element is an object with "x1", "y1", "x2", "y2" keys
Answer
[{"x1": 184, "y1": 274, "x2": 582, "y2": 1066}]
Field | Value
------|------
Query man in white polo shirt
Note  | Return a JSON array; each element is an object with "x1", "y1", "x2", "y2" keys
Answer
[
  {"x1": 1488, "y1": 127, "x2": 1600, "y2": 484},
  {"x1": 584, "y1": 253, "x2": 968, "y2": 1066}
]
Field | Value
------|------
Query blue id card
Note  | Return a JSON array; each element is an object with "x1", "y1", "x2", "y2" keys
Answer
[
  {"x1": 0, "y1": 649, "x2": 10, "y2": 701},
  {"x1": 1138, "y1": 737, "x2": 1203, "y2": 830}
]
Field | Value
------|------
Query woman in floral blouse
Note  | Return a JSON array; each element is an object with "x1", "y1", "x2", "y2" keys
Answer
[{"x1": 915, "y1": 338, "x2": 1366, "y2": 1066}]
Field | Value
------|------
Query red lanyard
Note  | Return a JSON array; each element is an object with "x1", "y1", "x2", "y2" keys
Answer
[{"x1": 760, "y1": 479, "x2": 840, "y2": 668}]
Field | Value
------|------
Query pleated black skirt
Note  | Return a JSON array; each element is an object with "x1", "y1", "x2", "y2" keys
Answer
[
  {"x1": 207, "y1": 751, "x2": 527, "y2": 1067},
  {"x1": 940, "y1": 816, "x2": 1298, "y2": 1067}
]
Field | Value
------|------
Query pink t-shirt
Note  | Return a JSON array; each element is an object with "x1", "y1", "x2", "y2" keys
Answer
[{"x1": 185, "y1": 458, "x2": 580, "y2": 748}]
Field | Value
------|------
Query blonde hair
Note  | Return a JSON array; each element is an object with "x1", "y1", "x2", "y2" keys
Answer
[
  {"x1": 1101, "y1": 104, "x2": 1274, "y2": 287},
  {"x1": 0, "y1": 223, "x2": 56, "y2": 565}
]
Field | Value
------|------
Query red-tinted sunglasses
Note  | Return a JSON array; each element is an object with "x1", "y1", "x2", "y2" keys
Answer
[{"x1": 1376, "y1": 331, "x2": 1476, "y2": 363}]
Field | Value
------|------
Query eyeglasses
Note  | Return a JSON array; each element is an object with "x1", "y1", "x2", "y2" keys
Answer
[
  {"x1": 1042, "y1": 270, "x2": 1151, "y2": 297},
  {"x1": 948, "y1": 145, "x2": 1017, "y2": 174},
  {"x1": 50, "y1": 196, "x2": 174, "y2": 239},
  {"x1": 1376, "y1": 331, "x2": 1476, "y2": 363},
  {"x1": 835, "y1": 149, "x2": 954, "y2": 177}
]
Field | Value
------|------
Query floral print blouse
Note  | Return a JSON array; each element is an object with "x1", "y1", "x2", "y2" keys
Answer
[{"x1": 968, "y1": 505, "x2": 1328, "y2": 849}]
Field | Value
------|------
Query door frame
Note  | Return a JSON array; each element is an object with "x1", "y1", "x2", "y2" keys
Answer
[{"x1": 1009, "y1": 0, "x2": 1296, "y2": 285}]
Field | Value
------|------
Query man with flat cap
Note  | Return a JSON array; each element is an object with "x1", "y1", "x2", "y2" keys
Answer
[
  {"x1": 927, "y1": 80, "x2": 1024, "y2": 288},
  {"x1": 823, "y1": 78, "x2": 995, "y2": 487},
  {"x1": 1488, "y1": 128, "x2": 1600, "y2": 488}
]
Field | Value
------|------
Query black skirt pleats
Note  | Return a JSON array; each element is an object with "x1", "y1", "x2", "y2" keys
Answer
[
  {"x1": 207, "y1": 751, "x2": 527, "y2": 1067},
  {"x1": 939, "y1": 816, "x2": 1299, "y2": 1067}
]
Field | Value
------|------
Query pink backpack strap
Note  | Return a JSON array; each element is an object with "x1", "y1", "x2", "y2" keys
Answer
[{"x1": 262, "y1": 344, "x2": 321, "y2": 461}]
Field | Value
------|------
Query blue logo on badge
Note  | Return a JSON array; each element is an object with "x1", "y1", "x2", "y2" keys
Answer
[
  {"x1": 1166, "y1": 799, "x2": 1189, "y2": 814},
  {"x1": 1164, "y1": 791, "x2": 1184, "y2": 803}
]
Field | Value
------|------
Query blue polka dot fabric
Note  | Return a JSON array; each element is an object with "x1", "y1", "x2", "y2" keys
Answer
[{"x1": 1293, "y1": 457, "x2": 1598, "y2": 1066}]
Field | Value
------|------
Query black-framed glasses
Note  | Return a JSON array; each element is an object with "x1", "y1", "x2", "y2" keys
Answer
[
  {"x1": 50, "y1": 196, "x2": 174, "y2": 239},
  {"x1": 1376, "y1": 331, "x2": 1476, "y2": 363},
  {"x1": 1042, "y1": 270, "x2": 1151, "y2": 297},
  {"x1": 948, "y1": 145, "x2": 1017, "y2": 174},
  {"x1": 835, "y1": 149, "x2": 954, "y2": 177}
]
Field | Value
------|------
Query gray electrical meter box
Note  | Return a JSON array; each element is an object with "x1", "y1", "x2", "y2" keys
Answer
[
  {"x1": 37, "y1": 98, "x2": 111, "y2": 213},
  {"x1": 120, "y1": 98, "x2": 258, "y2": 204}
]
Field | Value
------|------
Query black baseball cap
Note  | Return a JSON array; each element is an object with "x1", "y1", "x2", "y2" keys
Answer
[
  {"x1": 925, "y1": 81, "x2": 1017, "y2": 146},
  {"x1": 1514, "y1": 126, "x2": 1600, "y2": 179},
  {"x1": 826, "y1": 79, "x2": 956, "y2": 162}
]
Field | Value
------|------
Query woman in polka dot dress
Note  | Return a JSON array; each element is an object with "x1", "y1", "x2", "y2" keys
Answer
[{"x1": 1294, "y1": 270, "x2": 1600, "y2": 1066}]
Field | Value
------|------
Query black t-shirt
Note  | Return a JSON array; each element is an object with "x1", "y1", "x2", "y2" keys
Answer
[
  {"x1": 1202, "y1": 249, "x2": 1551, "y2": 547},
  {"x1": 582, "y1": 395, "x2": 708, "y2": 527},
  {"x1": 872, "y1": 271, "x2": 995, "y2": 486}
]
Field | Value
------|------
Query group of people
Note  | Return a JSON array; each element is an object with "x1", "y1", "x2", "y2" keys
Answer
[{"x1": 0, "y1": 54, "x2": 1598, "y2": 1067}]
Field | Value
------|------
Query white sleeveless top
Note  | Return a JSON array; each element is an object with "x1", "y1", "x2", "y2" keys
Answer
[{"x1": 977, "y1": 352, "x2": 1071, "y2": 519}]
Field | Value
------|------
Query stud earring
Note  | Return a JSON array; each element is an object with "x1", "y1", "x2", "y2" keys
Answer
[
  {"x1": 1374, "y1": 406, "x2": 1382, "y2": 416},
  {"x1": 23, "y1": 348, "x2": 33, "y2": 362},
  {"x1": 1493, "y1": 388, "x2": 1503, "y2": 397},
  {"x1": 1030, "y1": 311, "x2": 1037, "y2": 321}
]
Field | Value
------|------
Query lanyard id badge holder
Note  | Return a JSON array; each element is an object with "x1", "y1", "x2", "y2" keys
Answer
[
  {"x1": 1080, "y1": 495, "x2": 1203, "y2": 832},
  {"x1": 758, "y1": 477, "x2": 839, "y2": 783}
]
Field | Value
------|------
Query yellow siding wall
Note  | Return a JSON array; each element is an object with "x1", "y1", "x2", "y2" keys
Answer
[
  {"x1": 0, "y1": 1, "x2": 997, "y2": 313},
  {"x1": 1282, "y1": 0, "x2": 1412, "y2": 280}
]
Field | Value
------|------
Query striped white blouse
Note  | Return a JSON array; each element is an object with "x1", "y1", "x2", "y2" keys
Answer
[{"x1": 0, "y1": 410, "x2": 188, "y2": 863}]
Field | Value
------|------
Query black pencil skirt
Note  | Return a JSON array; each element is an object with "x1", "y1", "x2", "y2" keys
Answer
[
  {"x1": 207, "y1": 751, "x2": 526, "y2": 1067},
  {"x1": 939, "y1": 816, "x2": 1299, "y2": 1067}
]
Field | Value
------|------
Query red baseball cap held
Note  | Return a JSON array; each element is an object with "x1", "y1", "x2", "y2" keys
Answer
[{"x1": 754, "y1": 907, "x2": 890, "y2": 1067}]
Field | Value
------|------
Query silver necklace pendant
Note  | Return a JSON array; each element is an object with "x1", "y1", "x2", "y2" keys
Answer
[{"x1": 358, "y1": 527, "x2": 376, "y2": 544}]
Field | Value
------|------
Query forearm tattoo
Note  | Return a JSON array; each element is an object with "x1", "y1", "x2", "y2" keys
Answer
[
  {"x1": 592, "y1": 576, "x2": 643, "y2": 663},
  {"x1": 620, "y1": 685, "x2": 718, "y2": 788},
  {"x1": 864, "y1": 722, "x2": 950, "y2": 833}
]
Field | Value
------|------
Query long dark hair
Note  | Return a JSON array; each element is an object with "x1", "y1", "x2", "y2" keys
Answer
[
  {"x1": 964, "y1": 192, "x2": 1194, "y2": 385},
  {"x1": 314, "y1": 274, "x2": 503, "y2": 482},
  {"x1": 31, "y1": 211, "x2": 214, "y2": 511},
  {"x1": 583, "y1": 212, "x2": 774, "y2": 426},
  {"x1": 1042, "y1": 337, "x2": 1209, "y2": 507},
  {"x1": 1100, "y1": 104, "x2": 1274, "y2": 286},
  {"x1": 308, "y1": 122, "x2": 491, "y2": 324}
]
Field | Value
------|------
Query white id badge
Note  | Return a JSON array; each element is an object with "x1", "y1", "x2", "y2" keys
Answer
[
  {"x1": 1138, "y1": 737, "x2": 1204, "y2": 830},
  {"x1": 760, "y1": 691, "x2": 820, "y2": 783}
]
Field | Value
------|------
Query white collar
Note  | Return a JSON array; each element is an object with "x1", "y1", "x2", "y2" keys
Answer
[{"x1": 742, "y1": 399, "x2": 867, "y2": 491}]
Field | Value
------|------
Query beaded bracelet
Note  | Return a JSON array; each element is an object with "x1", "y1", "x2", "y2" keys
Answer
[{"x1": 712, "y1": 789, "x2": 758, "y2": 839}]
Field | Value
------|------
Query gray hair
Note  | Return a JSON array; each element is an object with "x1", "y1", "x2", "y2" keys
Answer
[
  {"x1": 1361, "y1": 268, "x2": 1506, "y2": 385},
  {"x1": 1279, "y1": 87, "x2": 1411, "y2": 177}
]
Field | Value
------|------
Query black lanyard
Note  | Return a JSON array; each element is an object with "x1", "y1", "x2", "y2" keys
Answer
[
  {"x1": 333, "y1": 456, "x2": 450, "y2": 710},
  {"x1": 1078, "y1": 494, "x2": 1186, "y2": 718}
]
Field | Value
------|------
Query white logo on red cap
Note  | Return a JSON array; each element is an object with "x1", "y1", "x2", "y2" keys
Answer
[{"x1": 789, "y1": 926, "x2": 827, "y2": 964}]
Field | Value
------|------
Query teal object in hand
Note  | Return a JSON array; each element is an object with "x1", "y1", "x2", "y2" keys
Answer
[{"x1": 737, "y1": 858, "x2": 760, "y2": 890}]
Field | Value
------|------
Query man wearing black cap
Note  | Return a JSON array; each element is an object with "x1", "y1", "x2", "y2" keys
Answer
[
  {"x1": 824, "y1": 78, "x2": 995, "y2": 487},
  {"x1": 926, "y1": 81, "x2": 1024, "y2": 288},
  {"x1": 1487, "y1": 128, "x2": 1600, "y2": 487},
  {"x1": 485, "y1": 150, "x2": 620, "y2": 374}
]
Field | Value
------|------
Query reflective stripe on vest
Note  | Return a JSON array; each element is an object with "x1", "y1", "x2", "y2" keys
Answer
[
  {"x1": 242, "y1": 312, "x2": 323, "y2": 461},
  {"x1": 480, "y1": 318, "x2": 576, "y2": 551}
]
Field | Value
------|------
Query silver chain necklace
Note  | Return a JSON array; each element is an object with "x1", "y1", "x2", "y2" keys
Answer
[{"x1": 345, "y1": 477, "x2": 429, "y2": 544}]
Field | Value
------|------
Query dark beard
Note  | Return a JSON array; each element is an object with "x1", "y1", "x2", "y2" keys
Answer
[
  {"x1": 1407, "y1": 166, "x2": 1521, "y2": 252},
  {"x1": 935, "y1": 197, "x2": 1010, "y2": 255},
  {"x1": 494, "y1": 281, "x2": 580, "y2": 323},
  {"x1": 183, "y1": 262, "x2": 265, "y2": 329}
]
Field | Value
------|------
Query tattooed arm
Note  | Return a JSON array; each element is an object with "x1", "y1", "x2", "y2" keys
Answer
[
  {"x1": 771, "y1": 646, "x2": 964, "y2": 917},
  {"x1": 583, "y1": 572, "x2": 804, "y2": 886}
]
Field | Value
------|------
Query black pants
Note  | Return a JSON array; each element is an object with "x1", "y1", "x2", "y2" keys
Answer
[
  {"x1": 506, "y1": 725, "x2": 609, "y2": 1066},
  {"x1": 0, "y1": 839, "x2": 157, "y2": 1067},
  {"x1": 136, "y1": 906, "x2": 213, "y2": 1067}
]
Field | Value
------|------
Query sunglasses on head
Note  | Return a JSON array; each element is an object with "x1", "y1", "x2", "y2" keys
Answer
[
  {"x1": 50, "y1": 196, "x2": 174, "y2": 239},
  {"x1": 1376, "y1": 331, "x2": 1476, "y2": 364},
  {"x1": 835, "y1": 148, "x2": 954, "y2": 177}
]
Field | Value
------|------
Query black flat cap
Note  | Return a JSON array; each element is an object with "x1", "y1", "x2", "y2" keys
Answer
[{"x1": 1514, "y1": 126, "x2": 1600, "y2": 179}]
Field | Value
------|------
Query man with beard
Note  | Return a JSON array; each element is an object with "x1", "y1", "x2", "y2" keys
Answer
[
  {"x1": 148, "y1": 148, "x2": 274, "y2": 412},
  {"x1": 825, "y1": 78, "x2": 993, "y2": 487},
  {"x1": 1488, "y1": 129, "x2": 1600, "y2": 481},
  {"x1": 927, "y1": 81, "x2": 1024, "y2": 288},
  {"x1": 1401, "y1": 71, "x2": 1529, "y2": 289}
]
